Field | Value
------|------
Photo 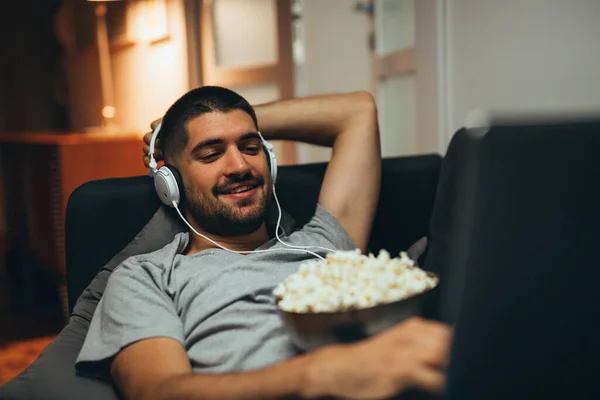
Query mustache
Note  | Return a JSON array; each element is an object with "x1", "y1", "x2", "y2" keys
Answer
[{"x1": 212, "y1": 172, "x2": 265, "y2": 196}]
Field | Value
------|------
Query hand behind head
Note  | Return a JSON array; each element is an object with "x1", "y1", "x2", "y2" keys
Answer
[
  {"x1": 150, "y1": 117, "x2": 163, "y2": 130},
  {"x1": 143, "y1": 118, "x2": 164, "y2": 167}
]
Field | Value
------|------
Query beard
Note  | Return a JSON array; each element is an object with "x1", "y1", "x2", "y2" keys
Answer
[{"x1": 184, "y1": 172, "x2": 273, "y2": 237}]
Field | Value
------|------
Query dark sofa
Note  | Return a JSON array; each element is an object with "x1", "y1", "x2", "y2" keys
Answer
[{"x1": 1, "y1": 153, "x2": 446, "y2": 400}]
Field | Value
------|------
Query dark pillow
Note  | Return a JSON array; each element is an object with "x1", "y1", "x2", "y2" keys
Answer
[
  {"x1": 1, "y1": 203, "x2": 298, "y2": 400},
  {"x1": 1, "y1": 206, "x2": 186, "y2": 400},
  {"x1": 421, "y1": 128, "x2": 485, "y2": 324},
  {"x1": 406, "y1": 236, "x2": 428, "y2": 265}
]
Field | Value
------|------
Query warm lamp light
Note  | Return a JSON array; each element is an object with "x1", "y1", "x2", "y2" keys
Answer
[
  {"x1": 87, "y1": 0, "x2": 121, "y2": 131},
  {"x1": 102, "y1": 105, "x2": 117, "y2": 119}
]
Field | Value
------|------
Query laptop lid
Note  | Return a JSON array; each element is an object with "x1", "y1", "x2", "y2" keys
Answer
[{"x1": 444, "y1": 118, "x2": 600, "y2": 399}]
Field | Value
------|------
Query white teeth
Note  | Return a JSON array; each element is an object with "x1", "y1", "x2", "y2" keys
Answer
[{"x1": 229, "y1": 185, "x2": 252, "y2": 194}]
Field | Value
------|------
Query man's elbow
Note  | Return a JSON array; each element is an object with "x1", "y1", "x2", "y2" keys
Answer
[
  {"x1": 133, "y1": 374, "x2": 190, "y2": 400},
  {"x1": 354, "y1": 91, "x2": 377, "y2": 116},
  {"x1": 349, "y1": 91, "x2": 378, "y2": 136},
  {"x1": 113, "y1": 368, "x2": 192, "y2": 400}
]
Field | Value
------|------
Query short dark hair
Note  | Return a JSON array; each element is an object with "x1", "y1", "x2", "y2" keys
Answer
[{"x1": 159, "y1": 86, "x2": 258, "y2": 163}]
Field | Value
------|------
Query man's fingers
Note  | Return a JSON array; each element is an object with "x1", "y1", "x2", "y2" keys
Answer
[
  {"x1": 143, "y1": 144, "x2": 162, "y2": 155},
  {"x1": 407, "y1": 367, "x2": 446, "y2": 394},
  {"x1": 142, "y1": 134, "x2": 162, "y2": 158},
  {"x1": 143, "y1": 131, "x2": 153, "y2": 145},
  {"x1": 418, "y1": 325, "x2": 453, "y2": 368},
  {"x1": 427, "y1": 323, "x2": 452, "y2": 347},
  {"x1": 422, "y1": 340, "x2": 452, "y2": 370},
  {"x1": 150, "y1": 118, "x2": 163, "y2": 130},
  {"x1": 144, "y1": 118, "x2": 163, "y2": 165}
]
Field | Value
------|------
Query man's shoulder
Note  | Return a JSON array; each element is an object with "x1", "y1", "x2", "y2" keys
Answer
[
  {"x1": 303, "y1": 203, "x2": 346, "y2": 231},
  {"x1": 290, "y1": 203, "x2": 357, "y2": 251},
  {"x1": 111, "y1": 231, "x2": 189, "y2": 280}
]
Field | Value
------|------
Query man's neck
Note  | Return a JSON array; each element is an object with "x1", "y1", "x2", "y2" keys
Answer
[{"x1": 185, "y1": 222, "x2": 270, "y2": 255}]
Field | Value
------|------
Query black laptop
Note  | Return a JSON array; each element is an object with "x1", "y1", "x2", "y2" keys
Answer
[{"x1": 436, "y1": 117, "x2": 600, "y2": 399}]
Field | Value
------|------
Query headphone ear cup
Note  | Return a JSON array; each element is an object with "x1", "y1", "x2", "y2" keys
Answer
[
  {"x1": 154, "y1": 164, "x2": 184, "y2": 207},
  {"x1": 169, "y1": 165, "x2": 185, "y2": 203},
  {"x1": 263, "y1": 142, "x2": 277, "y2": 184}
]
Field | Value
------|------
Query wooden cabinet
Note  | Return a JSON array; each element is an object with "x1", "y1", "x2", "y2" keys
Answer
[{"x1": 0, "y1": 131, "x2": 148, "y2": 281}]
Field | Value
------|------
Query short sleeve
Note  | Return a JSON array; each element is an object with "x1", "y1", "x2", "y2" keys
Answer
[
  {"x1": 75, "y1": 257, "x2": 184, "y2": 380},
  {"x1": 294, "y1": 204, "x2": 358, "y2": 252}
]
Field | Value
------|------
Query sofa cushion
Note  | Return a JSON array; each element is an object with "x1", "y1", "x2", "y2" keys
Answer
[
  {"x1": 1, "y1": 202, "x2": 298, "y2": 400},
  {"x1": 422, "y1": 128, "x2": 486, "y2": 323},
  {"x1": 1, "y1": 206, "x2": 185, "y2": 400},
  {"x1": 0, "y1": 316, "x2": 121, "y2": 400},
  {"x1": 71, "y1": 206, "x2": 186, "y2": 323}
]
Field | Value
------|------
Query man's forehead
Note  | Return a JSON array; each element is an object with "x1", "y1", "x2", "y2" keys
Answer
[{"x1": 186, "y1": 110, "x2": 256, "y2": 140}]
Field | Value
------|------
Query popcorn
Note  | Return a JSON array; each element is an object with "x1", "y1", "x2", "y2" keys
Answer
[{"x1": 274, "y1": 249, "x2": 438, "y2": 313}]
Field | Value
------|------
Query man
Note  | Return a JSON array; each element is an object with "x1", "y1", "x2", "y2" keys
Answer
[{"x1": 76, "y1": 86, "x2": 452, "y2": 400}]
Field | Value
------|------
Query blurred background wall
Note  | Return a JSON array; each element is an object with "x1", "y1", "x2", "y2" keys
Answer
[
  {"x1": 443, "y1": 0, "x2": 600, "y2": 142},
  {"x1": 37, "y1": 0, "x2": 600, "y2": 164}
]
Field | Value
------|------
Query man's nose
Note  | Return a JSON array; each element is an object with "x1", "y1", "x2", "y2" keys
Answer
[{"x1": 223, "y1": 148, "x2": 251, "y2": 176}]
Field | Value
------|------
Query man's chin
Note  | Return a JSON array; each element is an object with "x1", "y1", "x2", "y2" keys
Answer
[
  {"x1": 186, "y1": 188, "x2": 271, "y2": 236},
  {"x1": 217, "y1": 213, "x2": 265, "y2": 236},
  {"x1": 214, "y1": 197, "x2": 266, "y2": 224},
  {"x1": 229, "y1": 206, "x2": 265, "y2": 225}
]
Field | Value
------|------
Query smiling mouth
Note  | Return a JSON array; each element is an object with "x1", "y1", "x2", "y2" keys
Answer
[{"x1": 220, "y1": 184, "x2": 259, "y2": 195}]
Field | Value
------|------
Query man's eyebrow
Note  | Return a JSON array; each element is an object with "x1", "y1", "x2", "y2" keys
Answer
[{"x1": 239, "y1": 132, "x2": 261, "y2": 142}]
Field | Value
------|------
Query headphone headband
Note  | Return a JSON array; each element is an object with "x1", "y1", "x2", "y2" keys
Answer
[{"x1": 147, "y1": 121, "x2": 162, "y2": 176}]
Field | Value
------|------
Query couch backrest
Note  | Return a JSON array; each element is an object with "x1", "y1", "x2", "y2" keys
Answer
[
  {"x1": 422, "y1": 127, "x2": 487, "y2": 323},
  {"x1": 65, "y1": 155, "x2": 443, "y2": 313}
]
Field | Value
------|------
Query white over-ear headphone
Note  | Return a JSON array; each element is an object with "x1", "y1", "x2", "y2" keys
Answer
[{"x1": 147, "y1": 121, "x2": 278, "y2": 208}]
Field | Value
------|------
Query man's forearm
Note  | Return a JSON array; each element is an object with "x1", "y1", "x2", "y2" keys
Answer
[
  {"x1": 255, "y1": 91, "x2": 375, "y2": 146},
  {"x1": 146, "y1": 351, "x2": 321, "y2": 400}
]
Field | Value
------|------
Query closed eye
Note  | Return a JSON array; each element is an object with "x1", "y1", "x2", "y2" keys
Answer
[
  {"x1": 241, "y1": 145, "x2": 261, "y2": 155},
  {"x1": 198, "y1": 151, "x2": 222, "y2": 162}
]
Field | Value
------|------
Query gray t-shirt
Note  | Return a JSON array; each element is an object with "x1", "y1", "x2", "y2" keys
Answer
[{"x1": 76, "y1": 204, "x2": 356, "y2": 378}]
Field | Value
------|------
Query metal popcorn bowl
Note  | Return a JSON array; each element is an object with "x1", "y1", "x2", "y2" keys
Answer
[{"x1": 276, "y1": 272, "x2": 439, "y2": 352}]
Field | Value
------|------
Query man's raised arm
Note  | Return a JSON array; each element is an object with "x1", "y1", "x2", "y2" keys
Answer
[{"x1": 254, "y1": 91, "x2": 381, "y2": 252}]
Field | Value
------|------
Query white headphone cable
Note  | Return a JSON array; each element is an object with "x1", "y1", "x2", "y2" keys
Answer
[
  {"x1": 271, "y1": 185, "x2": 337, "y2": 254},
  {"x1": 173, "y1": 201, "x2": 327, "y2": 260}
]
